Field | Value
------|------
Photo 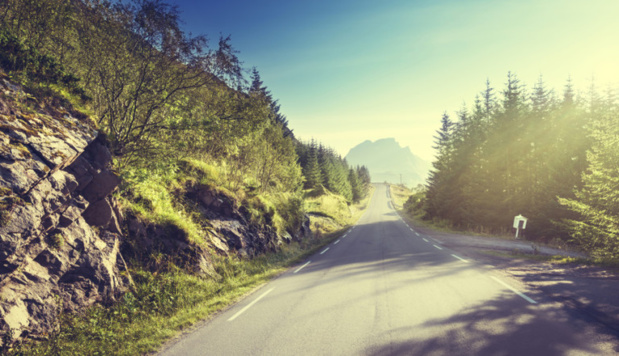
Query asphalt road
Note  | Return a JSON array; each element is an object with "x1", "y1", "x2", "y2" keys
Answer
[{"x1": 159, "y1": 184, "x2": 618, "y2": 355}]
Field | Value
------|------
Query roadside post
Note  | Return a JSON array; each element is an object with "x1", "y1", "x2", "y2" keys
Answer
[{"x1": 513, "y1": 214, "x2": 528, "y2": 239}]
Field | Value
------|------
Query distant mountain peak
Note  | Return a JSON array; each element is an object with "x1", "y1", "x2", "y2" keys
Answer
[{"x1": 345, "y1": 138, "x2": 430, "y2": 186}]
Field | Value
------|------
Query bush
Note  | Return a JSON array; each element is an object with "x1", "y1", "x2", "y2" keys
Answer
[{"x1": 0, "y1": 29, "x2": 88, "y2": 100}]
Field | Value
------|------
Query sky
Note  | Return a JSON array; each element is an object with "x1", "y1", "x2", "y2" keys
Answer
[{"x1": 168, "y1": 0, "x2": 619, "y2": 162}]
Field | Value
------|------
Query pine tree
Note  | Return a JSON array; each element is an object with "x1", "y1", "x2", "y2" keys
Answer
[
  {"x1": 560, "y1": 113, "x2": 619, "y2": 257},
  {"x1": 303, "y1": 140, "x2": 323, "y2": 189},
  {"x1": 425, "y1": 112, "x2": 455, "y2": 219},
  {"x1": 349, "y1": 168, "x2": 363, "y2": 202},
  {"x1": 357, "y1": 165, "x2": 371, "y2": 187}
]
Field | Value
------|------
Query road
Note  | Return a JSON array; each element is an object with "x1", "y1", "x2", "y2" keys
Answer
[{"x1": 159, "y1": 184, "x2": 618, "y2": 355}]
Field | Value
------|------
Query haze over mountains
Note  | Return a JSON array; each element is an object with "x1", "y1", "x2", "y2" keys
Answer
[{"x1": 345, "y1": 138, "x2": 431, "y2": 187}]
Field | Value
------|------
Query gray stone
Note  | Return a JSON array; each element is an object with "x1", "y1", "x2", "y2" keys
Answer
[{"x1": 0, "y1": 78, "x2": 124, "y2": 346}]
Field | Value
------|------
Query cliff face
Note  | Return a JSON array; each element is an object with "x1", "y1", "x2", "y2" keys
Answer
[{"x1": 0, "y1": 77, "x2": 125, "y2": 343}]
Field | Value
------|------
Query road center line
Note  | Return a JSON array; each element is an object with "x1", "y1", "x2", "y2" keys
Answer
[
  {"x1": 320, "y1": 247, "x2": 330, "y2": 255},
  {"x1": 334, "y1": 240, "x2": 340, "y2": 245},
  {"x1": 423, "y1": 238, "x2": 429, "y2": 242},
  {"x1": 489, "y1": 276, "x2": 537, "y2": 304},
  {"x1": 228, "y1": 288, "x2": 274, "y2": 321},
  {"x1": 433, "y1": 244, "x2": 443, "y2": 250},
  {"x1": 294, "y1": 261, "x2": 311, "y2": 274},
  {"x1": 451, "y1": 254, "x2": 468, "y2": 262},
  {"x1": 415, "y1": 232, "x2": 420, "y2": 236}
]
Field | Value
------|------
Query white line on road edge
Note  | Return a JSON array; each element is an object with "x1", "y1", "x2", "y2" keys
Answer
[
  {"x1": 422, "y1": 238, "x2": 429, "y2": 242},
  {"x1": 228, "y1": 288, "x2": 274, "y2": 321},
  {"x1": 489, "y1": 276, "x2": 537, "y2": 304},
  {"x1": 334, "y1": 240, "x2": 340, "y2": 245},
  {"x1": 343, "y1": 234, "x2": 347, "y2": 238},
  {"x1": 415, "y1": 232, "x2": 420, "y2": 236},
  {"x1": 433, "y1": 244, "x2": 443, "y2": 250},
  {"x1": 451, "y1": 254, "x2": 468, "y2": 262},
  {"x1": 320, "y1": 247, "x2": 330, "y2": 255},
  {"x1": 294, "y1": 261, "x2": 311, "y2": 274}
]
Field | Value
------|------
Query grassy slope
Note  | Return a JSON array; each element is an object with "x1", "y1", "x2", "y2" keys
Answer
[{"x1": 8, "y1": 177, "x2": 374, "y2": 355}]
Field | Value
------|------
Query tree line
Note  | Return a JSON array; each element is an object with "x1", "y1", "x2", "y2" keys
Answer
[
  {"x1": 296, "y1": 140, "x2": 371, "y2": 203},
  {"x1": 411, "y1": 72, "x2": 619, "y2": 258},
  {"x1": 0, "y1": 0, "x2": 370, "y2": 204}
]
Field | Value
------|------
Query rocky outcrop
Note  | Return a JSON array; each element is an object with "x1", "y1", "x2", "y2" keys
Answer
[
  {"x1": 191, "y1": 185, "x2": 311, "y2": 257},
  {"x1": 123, "y1": 183, "x2": 312, "y2": 276},
  {"x1": 0, "y1": 76, "x2": 125, "y2": 344}
]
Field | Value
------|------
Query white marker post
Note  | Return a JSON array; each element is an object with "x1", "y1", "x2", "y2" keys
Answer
[{"x1": 513, "y1": 214, "x2": 528, "y2": 239}]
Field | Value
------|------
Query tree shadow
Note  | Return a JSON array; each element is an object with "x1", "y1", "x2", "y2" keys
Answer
[{"x1": 366, "y1": 290, "x2": 619, "y2": 356}]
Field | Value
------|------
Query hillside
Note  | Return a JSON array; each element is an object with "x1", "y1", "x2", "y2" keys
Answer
[
  {"x1": 0, "y1": 1, "x2": 372, "y2": 354},
  {"x1": 345, "y1": 138, "x2": 430, "y2": 187}
]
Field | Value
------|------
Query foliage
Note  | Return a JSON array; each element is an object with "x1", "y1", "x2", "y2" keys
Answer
[
  {"x1": 424, "y1": 72, "x2": 619, "y2": 256},
  {"x1": 559, "y1": 111, "x2": 619, "y2": 258},
  {"x1": 296, "y1": 140, "x2": 370, "y2": 202},
  {"x1": 0, "y1": 28, "x2": 86, "y2": 99}
]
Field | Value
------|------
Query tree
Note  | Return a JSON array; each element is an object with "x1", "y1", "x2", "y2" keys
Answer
[
  {"x1": 302, "y1": 140, "x2": 322, "y2": 189},
  {"x1": 560, "y1": 112, "x2": 619, "y2": 257},
  {"x1": 69, "y1": 0, "x2": 245, "y2": 165},
  {"x1": 349, "y1": 168, "x2": 363, "y2": 202}
]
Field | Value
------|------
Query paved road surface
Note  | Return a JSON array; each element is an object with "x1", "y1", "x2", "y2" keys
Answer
[{"x1": 159, "y1": 184, "x2": 618, "y2": 355}]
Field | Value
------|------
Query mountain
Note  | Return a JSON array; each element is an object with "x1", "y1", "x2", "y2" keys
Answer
[{"x1": 345, "y1": 138, "x2": 431, "y2": 187}]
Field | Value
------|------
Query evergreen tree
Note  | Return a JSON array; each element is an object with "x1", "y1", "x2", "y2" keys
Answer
[
  {"x1": 349, "y1": 168, "x2": 363, "y2": 202},
  {"x1": 357, "y1": 165, "x2": 371, "y2": 187},
  {"x1": 560, "y1": 112, "x2": 619, "y2": 257},
  {"x1": 303, "y1": 140, "x2": 323, "y2": 190}
]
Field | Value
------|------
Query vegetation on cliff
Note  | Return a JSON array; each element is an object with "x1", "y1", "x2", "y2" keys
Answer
[{"x1": 0, "y1": 0, "x2": 371, "y2": 353}]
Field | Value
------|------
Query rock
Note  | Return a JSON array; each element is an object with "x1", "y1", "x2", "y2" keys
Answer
[
  {"x1": 82, "y1": 197, "x2": 113, "y2": 227},
  {"x1": 82, "y1": 170, "x2": 121, "y2": 203},
  {"x1": 0, "y1": 77, "x2": 125, "y2": 346}
]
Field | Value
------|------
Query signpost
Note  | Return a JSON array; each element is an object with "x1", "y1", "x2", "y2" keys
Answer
[{"x1": 513, "y1": 214, "x2": 528, "y2": 239}]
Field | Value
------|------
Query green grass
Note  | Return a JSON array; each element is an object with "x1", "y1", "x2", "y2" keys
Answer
[
  {"x1": 5, "y1": 233, "x2": 348, "y2": 356},
  {"x1": 389, "y1": 184, "x2": 412, "y2": 209},
  {"x1": 120, "y1": 169, "x2": 207, "y2": 247}
]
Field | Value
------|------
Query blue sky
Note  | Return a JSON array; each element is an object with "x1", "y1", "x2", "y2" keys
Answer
[{"x1": 169, "y1": 0, "x2": 619, "y2": 161}]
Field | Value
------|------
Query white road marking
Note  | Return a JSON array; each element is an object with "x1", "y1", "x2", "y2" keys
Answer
[
  {"x1": 415, "y1": 232, "x2": 420, "y2": 236},
  {"x1": 228, "y1": 288, "x2": 274, "y2": 321},
  {"x1": 451, "y1": 254, "x2": 468, "y2": 262},
  {"x1": 343, "y1": 234, "x2": 347, "y2": 238},
  {"x1": 320, "y1": 247, "x2": 330, "y2": 255},
  {"x1": 294, "y1": 261, "x2": 311, "y2": 274},
  {"x1": 334, "y1": 240, "x2": 340, "y2": 245},
  {"x1": 490, "y1": 276, "x2": 537, "y2": 304},
  {"x1": 423, "y1": 238, "x2": 429, "y2": 242},
  {"x1": 433, "y1": 244, "x2": 443, "y2": 250}
]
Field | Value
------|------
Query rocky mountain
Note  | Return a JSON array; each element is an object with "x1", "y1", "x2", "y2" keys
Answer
[{"x1": 345, "y1": 138, "x2": 430, "y2": 187}]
